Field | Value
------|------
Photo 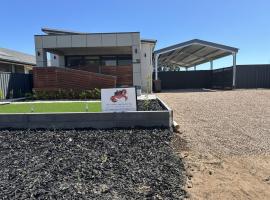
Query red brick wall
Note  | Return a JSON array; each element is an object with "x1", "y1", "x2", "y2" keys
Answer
[
  {"x1": 101, "y1": 66, "x2": 133, "y2": 86},
  {"x1": 33, "y1": 67, "x2": 117, "y2": 91}
]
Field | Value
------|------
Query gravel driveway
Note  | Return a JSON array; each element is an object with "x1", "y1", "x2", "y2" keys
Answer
[
  {"x1": 158, "y1": 89, "x2": 270, "y2": 156},
  {"x1": 158, "y1": 89, "x2": 270, "y2": 199}
]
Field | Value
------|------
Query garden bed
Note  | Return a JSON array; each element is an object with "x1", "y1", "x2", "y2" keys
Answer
[
  {"x1": 0, "y1": 129, "x2": 187, "y2": 199},
  {"x1": 0, "y1": 99, "x2": 172, "y2": 129},
  {"x1": 0, "y1": 99, "x2": 165, "y2": 113}
]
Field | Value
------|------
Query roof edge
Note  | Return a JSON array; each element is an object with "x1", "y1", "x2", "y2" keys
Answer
[{"x1": 155, "y1": 39, "x2": 239, "y2": 55}]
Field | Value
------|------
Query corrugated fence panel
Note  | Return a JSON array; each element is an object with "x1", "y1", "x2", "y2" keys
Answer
[
  {"x1": 212, "y1": 67, "x2": 233, "y2": 89},
  {"x1": 157, "y1": 71, "x2": 212, "y2": 89},
  {"x1": 156, "y1": 65, "x2": 270, "y2": 90},
  {"x1": 0, "y1": 73, "x2": 33, "y2": 99},
  {"x1": 236, "y1": 65, "x2": 270, "y2": 88}
]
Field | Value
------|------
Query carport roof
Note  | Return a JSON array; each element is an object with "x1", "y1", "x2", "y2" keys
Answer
[{"x1": 154, "y1": 39, "x2": 238, "y2": 68}]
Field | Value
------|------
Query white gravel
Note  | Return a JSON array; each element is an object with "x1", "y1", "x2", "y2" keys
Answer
[{"x1": 158, "y1": 89, "x2": 270, "y2": 156}]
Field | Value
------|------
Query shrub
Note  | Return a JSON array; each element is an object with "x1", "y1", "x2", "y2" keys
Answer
[
  {"x1": 32, "y1": 89, "x2": 101, "y2": 100},
  {"x1": 0, "y1": 89, "x2": 3, "y2": 100}
]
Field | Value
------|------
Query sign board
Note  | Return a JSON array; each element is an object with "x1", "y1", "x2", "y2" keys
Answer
[{"x1": 101, "y1": 87, "x2": 137, "y2": 112}]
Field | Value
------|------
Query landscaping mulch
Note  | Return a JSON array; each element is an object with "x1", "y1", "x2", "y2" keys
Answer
[
  {"x1": 137, "y1": 99, "x2": 165, "y2": 111},
  {"x1": 0, "y1": 129, "x2": 186, "y2": 199}
]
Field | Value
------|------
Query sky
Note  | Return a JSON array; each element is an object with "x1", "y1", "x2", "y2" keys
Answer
[{"x1": 0, "y1": 0, "x2": 270, "y2": 69}]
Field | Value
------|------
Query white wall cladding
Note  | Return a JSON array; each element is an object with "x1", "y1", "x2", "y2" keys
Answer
[
  {"x1": 132, "y1": 33, "x2": 140, "y2": 45},
  {"x1": 71, "y1": 35, "x2": 87, "y2": 47},
  {"x1": 133, "y1": 63, "x2": 141, "y2": 73},
  {"x1": 87, "y1": 34, "x2": 102, "y2": 47},
  {"x1": 37, "y1": 33, "x2": 140, "y2": 49},
  {"x1": 116, "y1": 33, "x2": 132, "y2": 46},
  {"x1": 141, "y1": 42, "x2": 155, "y2": 92},
  {"x1": 42, "y1": 36, "x2": 57, "y2": 48},
  {"x1": 57, "y1": 35, "x2": 72, "y2": 48},
  {"x1": 35, "y1": 36, "x2": 43, "y2": 48},
  {"x1": 101, "y1": 34, "x2": 117, "y2": 46}
]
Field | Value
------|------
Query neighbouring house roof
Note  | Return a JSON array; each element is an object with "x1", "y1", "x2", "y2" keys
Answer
[{"x1": 0, "y1": 47, "x2": 36, "y2": 66}]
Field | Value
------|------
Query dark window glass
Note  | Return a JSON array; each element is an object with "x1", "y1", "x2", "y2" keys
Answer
[
  {"x1": 85, "y1": 56, "x2": 100, "y2": 66},
  {"x1": 66, "y1": 56, "x2": 84, "y2": 67},
  {"x1": 101, "y1": 56, "x2": 117, "y2": 66},
  {"x1": 118, "y1": 55, "x2": 132, "y2": 66}
]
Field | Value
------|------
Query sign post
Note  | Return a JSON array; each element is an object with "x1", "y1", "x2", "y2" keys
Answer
[{"x1": 101, "y1": 87, "x2": 137, "y2": 112}]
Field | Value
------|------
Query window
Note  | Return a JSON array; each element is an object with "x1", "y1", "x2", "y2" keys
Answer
[
  {"x1": 118, "y1": 55, "x2": 132, "y2": 66},
  {"x1": 84, "y1": 56, "x2": 100, "y2": 66},
  {"x1": 65, "y1": 55, "x2": 132, "y2": 68},
  {"x1": 101, "y1": 56, "x2": 117, "y2": 66},
  {"x1": 66, "y1": 56, "x2": 84, "y2": 67}
]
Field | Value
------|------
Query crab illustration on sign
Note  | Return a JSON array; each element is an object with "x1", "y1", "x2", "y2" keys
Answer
[{"x1": 110, "y1": 89, "x2": 128, "y2": 102}]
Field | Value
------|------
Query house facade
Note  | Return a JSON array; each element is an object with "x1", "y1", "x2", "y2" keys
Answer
[
  {"x1": 0, "y1": 48, "x2": 35, "y2": 73},
  {"x1": 34, "y1": 28, "x2": 156, "y2": 92}
]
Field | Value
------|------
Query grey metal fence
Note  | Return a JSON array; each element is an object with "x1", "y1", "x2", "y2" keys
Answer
[
  {"x1": 0, "y1": 73, "x2": 33, "y2": 99},
  {"x1": 155, "y1": 71, "x2": 212, "y2": 89},
  {"x1": 212, "y1": 67, "x2": 233, "y2": 89},
  {"x1": 236, "y1": 65, "x2": 270, "y2": 88},
  {"x1": 156, "y1": 65, "x2": 270, "y2": 90}
]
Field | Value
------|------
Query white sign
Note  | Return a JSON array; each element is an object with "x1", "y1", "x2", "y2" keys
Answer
[{"x1": 101, "y1": 87, "x2": 137, "y2": 112}]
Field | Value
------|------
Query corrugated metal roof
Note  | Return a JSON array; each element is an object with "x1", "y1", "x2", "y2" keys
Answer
[
  {"x1": 0, "y1": 48, "x2": 36, "y2": 66},
  {"x1": 155, "y1": 39, "x2": 238, "y2": 68},
  {"x1": 41, "y1": 27, "x2": 140, "y2": 35}
]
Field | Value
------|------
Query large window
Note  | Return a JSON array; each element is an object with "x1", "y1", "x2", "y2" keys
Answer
[
  {"x1": 101, "y1": 56, "x2": 117, "y2": 66},
  {"x1": 118, "y1": 55, "x2": 132, "y2": 66},
  {"x1": 66, "y1": 56, "x2": 84, "y2": 67},
  {"x1": 65, "y1": 55, "x2": 132, "y2": 67},
  {"x1": 84, "y1": 56, "x2": 100, "y2": 67}
]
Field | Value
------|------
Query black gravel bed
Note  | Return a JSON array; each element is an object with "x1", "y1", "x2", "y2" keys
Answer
[
  {"x1": 137, "y1": 99, "x2": 166, "y2": 111},
  {"x1": 0, "y1": 129, "x2": 186, "y2": 199}
]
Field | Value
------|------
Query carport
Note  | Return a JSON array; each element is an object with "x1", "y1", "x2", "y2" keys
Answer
[{"x1": 154, "y1": 39, "x2": 239, "y2": 88}]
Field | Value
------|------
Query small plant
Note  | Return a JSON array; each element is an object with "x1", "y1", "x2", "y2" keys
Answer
[
  {"x1": 142, "y1": 75, "x2": 152, "y2": 110},
  {"x1": 25, "y1": 93, "x2": 33, "y2": 99},
  {"x1": 30, "y1": 104, "x2": 34, "y2": 113},
  {"x1": 0, "y1": 89, "x2": 4, "y2": 100},
  {"x1": 32, "y1": 88, "x2": 101, "y2": 100},
  {"x1": 85, "y1": 103, "x2": 89, "y2": 112}
]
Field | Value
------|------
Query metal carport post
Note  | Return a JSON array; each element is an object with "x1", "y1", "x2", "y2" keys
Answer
[
  {"x1": 232, "y1": 52, "x2": 237, "y2": 88},
  {"x1": 155, "y1": 54, "x2": 159, "y2": 80}
]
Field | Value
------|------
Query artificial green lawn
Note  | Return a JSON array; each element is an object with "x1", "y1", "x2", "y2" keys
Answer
[{"x1": 0, "y1": 102, "x2": 101, "y2": 113}]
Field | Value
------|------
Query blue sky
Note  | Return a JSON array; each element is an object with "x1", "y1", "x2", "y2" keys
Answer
[{"x1": 1, "y1": 0, "x2": 270, "y2": 69}]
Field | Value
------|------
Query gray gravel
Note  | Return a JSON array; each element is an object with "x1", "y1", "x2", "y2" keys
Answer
[
  {"x1": 0, "y1": 129, "x2": 186, "y2": 199},
  {"x1": 158, "y1": 89, "x2": 270, "y2": 156},
  {"x1": 137, "y1": 99, "x2": 165, "y2": 111}
]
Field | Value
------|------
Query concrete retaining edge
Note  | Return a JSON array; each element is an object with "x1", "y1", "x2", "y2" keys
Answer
[{"x1": 0, "y1": 98, "x2": 173, "y2": 129}]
